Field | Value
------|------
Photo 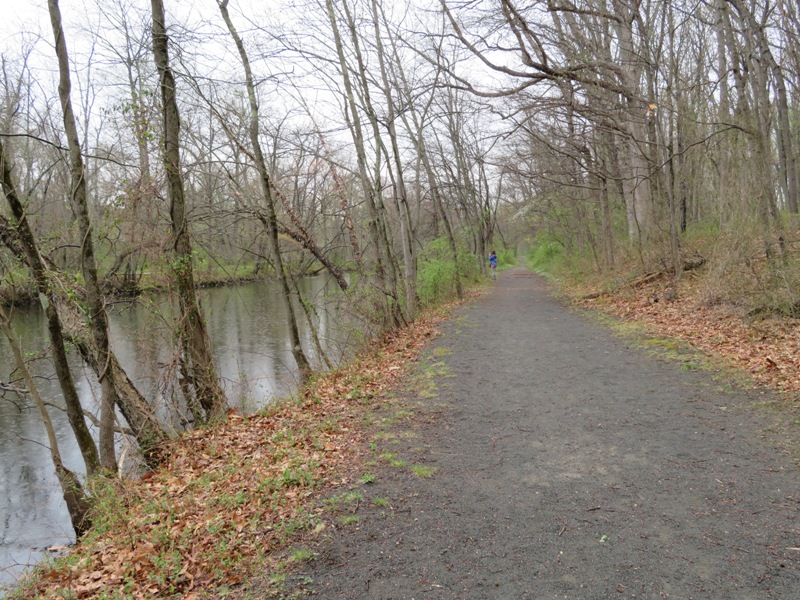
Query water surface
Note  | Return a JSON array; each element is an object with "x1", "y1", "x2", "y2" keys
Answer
[{"x1": 0, "y1": 276, "x2": 352, "y2": 588}]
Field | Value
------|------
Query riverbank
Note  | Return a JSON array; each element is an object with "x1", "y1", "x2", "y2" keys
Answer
[
  {"x1": 0, "y1": 264, "x2": 313, "y2": 307},
  {"x1": 0, "y1": 275, "x2": 353, "y2": 592},
  {"x1": 9, "y1": 291, "x2": 474, "y2": 598}
]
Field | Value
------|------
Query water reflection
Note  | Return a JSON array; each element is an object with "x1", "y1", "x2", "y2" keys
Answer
[{"x1": 0, "y1": 276, "x2": 351, "y2": 588}]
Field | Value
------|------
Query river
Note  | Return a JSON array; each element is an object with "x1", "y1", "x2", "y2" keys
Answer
[{"x1": 0, "y1": 276, "x2": 352, "y2": 589}]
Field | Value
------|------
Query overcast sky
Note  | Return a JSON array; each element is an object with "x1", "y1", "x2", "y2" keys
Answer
[
  {"x1": 0, "y1": 0, "x2": 508, "y2": 166},
  {"x1": 0, "y1": 0, "x2": 331, "y2": 122}
]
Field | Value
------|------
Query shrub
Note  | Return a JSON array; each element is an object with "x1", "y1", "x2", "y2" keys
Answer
[
  {"x1": 417, "y1": 258, "x2": 455, "y2": 306},
  {"x1": 496, "y1": 248, "x2": 516, "y2": 268},
  {"x1": 527, "y1": 237, "x2": 564, "y2": 273},
  {"x1": 416, "y1": 236, "x2": 480, "y2": 306}
]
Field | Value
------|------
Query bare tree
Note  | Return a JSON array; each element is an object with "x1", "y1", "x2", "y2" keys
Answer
[
  {"x1": 150, "y1": 0, "x2": 227, "y2": 421},
  {"x1": 217, "y1": 0, "x2": 312, "y2": 381},
  {"x1": 326, "y1": 0, "x2": 403, "y2": 329},
  {"x1": 388, "y1": 18, "x2": 464, "y2": 297},
  {"x1": 48, "y1": 0, "x2": 118, "y2": 472},
  {"x1": 370, "y1": 0, "x2": 418, "y2": 314}
]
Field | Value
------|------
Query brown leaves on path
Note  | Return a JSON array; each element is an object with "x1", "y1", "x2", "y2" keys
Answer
[{"x1": 20, "y1": 308, "x2": 451, "y2": 599}]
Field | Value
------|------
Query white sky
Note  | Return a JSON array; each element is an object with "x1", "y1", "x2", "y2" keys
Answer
[
  {"x1": 0, "y1": 0, "x2": 342, "y2": 133},
  {"x1": 0, "y1": 0, "x2": 511, "y2": 179}
]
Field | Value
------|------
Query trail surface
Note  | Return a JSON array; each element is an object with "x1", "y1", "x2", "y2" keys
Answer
[{"x1": 287, "y1": 268, "x2": 799, "y2": 599}]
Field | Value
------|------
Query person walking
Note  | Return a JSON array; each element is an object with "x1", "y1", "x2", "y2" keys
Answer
[{"x1": 488, "y1": 250, "x2": 498, "y2": 280}]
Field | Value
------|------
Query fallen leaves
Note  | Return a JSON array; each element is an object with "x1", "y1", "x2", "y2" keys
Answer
[
  {"x1": 580, "y1": 278, "x2": 800, "y2": 397},
  {"x1": 21, "y1": 311, "x2": 448, "y2": 599}
]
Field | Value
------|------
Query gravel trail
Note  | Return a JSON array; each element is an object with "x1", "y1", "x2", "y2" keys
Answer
[{"x1": 285, "y1": 268, "x2": 800, "y2": 599}]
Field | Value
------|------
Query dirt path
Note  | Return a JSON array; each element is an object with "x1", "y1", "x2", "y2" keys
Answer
[{"x1": 283, "y1": 268, "x2": 799, "y2": 599}]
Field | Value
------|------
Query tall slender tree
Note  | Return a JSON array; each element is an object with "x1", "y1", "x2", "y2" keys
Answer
[
  {"x1": 48, "y1": 0, "x2": 118, "y2": 472},
  {"x1": 150, "y1": 0, "x2": 227, "y2": 421},
  {"x1": 217, "y1": 0, "x2": 312, "y2": 381}
]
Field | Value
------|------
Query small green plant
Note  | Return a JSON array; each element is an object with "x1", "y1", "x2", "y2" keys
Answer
[
  {"x1": 344, "y1": 491, "x2": 363, "y2": 504},
  {"x1": 281, "y1": 467, "x2": 314, "y2": 488},
  {"x1": 269, "y1": 572, "x2": 288, "y2": 586},
  {"x1": 339, "y1": 514, "x2": 359, "y2": 526},
  {"x1": 373, "y1": 498, "x2": 389, "y2": 507},
  {"x1": 325, "y1": 491, "x2": 363, "y2": 511},
  {"x1": 379, "y1": 452, "x2": 407, "y2": 468},
  {"x1": 321, "y1": 417, "x2": 340, "y2": 433},
  {"x1": 216, "y1": 490, "x2": 249, "y2": 508},
  {"x1": 410, "y1": 465, "x2": 436, "y2": 478},
  {"x1": 289, "y1": 548, "x2": 315, "y2": 562},
  {"x1": 360, "y1": 473, "x2": 376, "y2": 484},
  {"x1": 275, "y1": 511, "x2": 317, "y2": 541}
]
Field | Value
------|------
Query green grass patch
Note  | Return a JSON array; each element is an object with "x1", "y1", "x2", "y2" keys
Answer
[
  {"x1": 324, "y1": 491, "x2": 363, "y2": 511},
  {"x1": 379, "y1": 452, "x2": 407, "y2": 468},
  {"x1": 409, "y1": 465, "x2": 437, "y2": 478},
  {"x1": 289, "y1": 548, "x2": 315, "y2": 563},
  {"x1": 339, "y1": 514, "x2": 359, "y2": 526}
]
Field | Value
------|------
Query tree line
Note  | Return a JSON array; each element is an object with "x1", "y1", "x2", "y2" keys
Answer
[{"x1": 443, "y1": 0, "x2": 799, "y2": 280}]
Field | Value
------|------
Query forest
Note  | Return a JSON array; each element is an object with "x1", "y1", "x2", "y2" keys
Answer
[{"x1": 1, "y1": 0, "x2": 799, "y2": 593}]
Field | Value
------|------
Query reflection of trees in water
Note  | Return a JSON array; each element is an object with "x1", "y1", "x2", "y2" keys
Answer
[{"x1": 0, "y1": 276, "x2": 355, "y2": 577}]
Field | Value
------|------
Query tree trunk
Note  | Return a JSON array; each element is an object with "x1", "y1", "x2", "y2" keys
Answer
[
  {"x1": 49, "y1": 0, "x2": 118, "y2": 473},
  {"x1": 613, "y1": 2, "x2": 654, "y2": 241},
  {"x1": 325, "y1": 0, "x2": 399, "y2": 329},
  {"x1": 218, "y1": 0, "x2": 312, "y2": 382},
  {"x1": 341, "y1": 0, "x2": 404, "y2": 326},
  {"x1": 68, "y1": 330, "x2": 170, "y2": 466},
  {"x1": 279, "y1": 207, "x2": 348, "y2": 291},
  {"x1": 371, "y1": 0, "x2": 418, "y2": 315},
  {"x1": 725, "y1": 0, "x2": 781, "y2": 257},
  {"x1": 150, "y1": 0, "x2": 227, "y2": 421}
]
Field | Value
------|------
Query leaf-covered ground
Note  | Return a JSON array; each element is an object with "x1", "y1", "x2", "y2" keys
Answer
[
  {"x1": 14, "y1": 303, "x2": 460, "y2": 599},
  {"x1": 580, "y1": 276, "x2": 800, "y2": 400}
]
